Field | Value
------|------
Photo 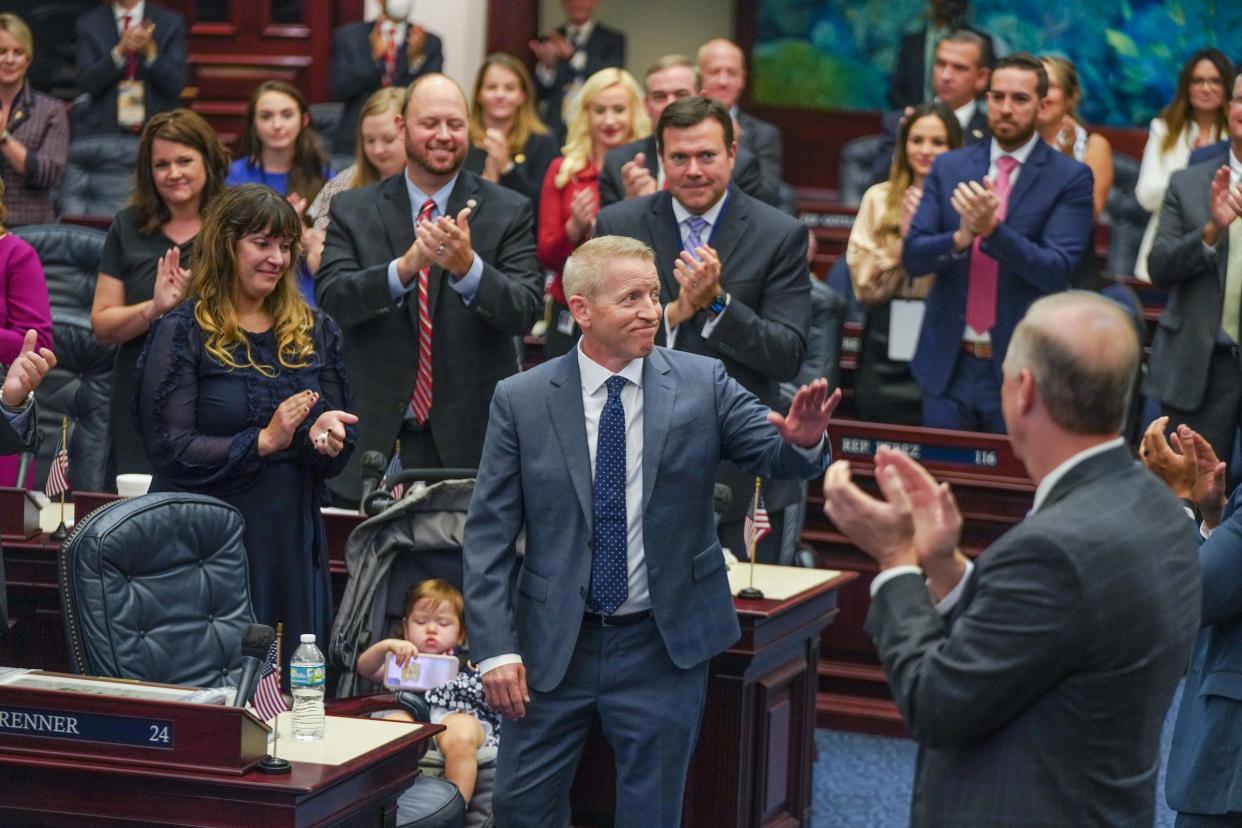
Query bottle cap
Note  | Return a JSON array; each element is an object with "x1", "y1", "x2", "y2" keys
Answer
[{"x1": 300, "y1": 633, "x2": 316, "y2": 643}]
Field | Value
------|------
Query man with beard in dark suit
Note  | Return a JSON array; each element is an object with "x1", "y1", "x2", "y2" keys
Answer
[
  {"x1": 824, "y1": 291, "x2": 1200, "y2": 827},
  {"x1": 595, "y1": 96, "x2": 810, "y2": 561},
  {"x1": 316, "y1": 74, "x2": 541, "y2": 505}
]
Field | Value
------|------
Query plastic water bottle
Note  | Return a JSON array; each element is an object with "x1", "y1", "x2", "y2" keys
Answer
[{"x1": 290, "y1": 633, "x2": 325, "y2": 741}]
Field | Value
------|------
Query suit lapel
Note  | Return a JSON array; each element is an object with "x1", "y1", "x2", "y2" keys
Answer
[
  {"x1": 1004, "y1": 138, "x2": 1047, "y2": 216},
  {"x1": 548, "y1": 352, "x2": 594, "y2": 526},
  {"x1": 643, "y1": 136, "x2": 659, "y2": 177},
  {"x1": 640, "y1": 349, "x2": 675, "y2": 512},
  {"x1": 711, "y1": 187, "x2": 750, "y2": 272},
  {"x1": 380, "y1": 174, "x2": 416, "y2": 266},
  {"x1": 645, "y1": 192, "x2": 684, "y2": 306},
  {"x1": 967, "y1": 140, "x2": 990, "y2": 184}
]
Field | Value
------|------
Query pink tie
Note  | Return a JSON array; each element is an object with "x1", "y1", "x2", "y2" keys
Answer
[
  {"x1": 965, "y1": 155, "x2": 1019, "y2": 334},
  {"x1": 410, "y1": 199, "x2": 436, "y2": 425}
]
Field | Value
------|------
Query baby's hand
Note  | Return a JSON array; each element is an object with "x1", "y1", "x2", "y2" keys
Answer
[{"x1": 388, "y1": 639, "x2": 419, "y2": 666}]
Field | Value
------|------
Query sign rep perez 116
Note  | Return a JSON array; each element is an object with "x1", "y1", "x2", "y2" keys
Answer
[{"x1": 0, "y1": 704, "x2": 174, "y2": 750}]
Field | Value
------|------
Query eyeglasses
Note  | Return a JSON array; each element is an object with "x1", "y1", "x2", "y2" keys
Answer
[{"x1": 1190, "y1": 77, "x2": 1225, "y2": 88}]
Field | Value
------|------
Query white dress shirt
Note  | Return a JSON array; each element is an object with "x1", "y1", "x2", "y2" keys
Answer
[
  {"x1": 953, "y1": 99, "x2": 978, "y2": 132},
  {"x1": 869, "y1": 437, "x2": 1126, "y2": 614}
]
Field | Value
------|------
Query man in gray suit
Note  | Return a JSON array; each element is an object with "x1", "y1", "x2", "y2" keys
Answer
[
  {"x1": 463, "y1": 235, "x2": 838, "y2": 827},
  {"x1": 316, "y1": 74, "x2": 542, "y2": 504},
  {"x1": 1146, "y1": 73, "x2": 1242, "y2": 466},
  {"x1": 823, "y1": 291, "x2": 1201, "y2": 826},
  {"x1": 596, "y1": 95, "x2": 811, "y2": 562},
  {"x1": 697, "y1": 38, "x2": 784, "y2": 186}
]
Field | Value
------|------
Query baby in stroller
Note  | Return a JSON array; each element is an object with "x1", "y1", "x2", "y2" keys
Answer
[{"x1": 357, "y1": 578, "x2": 500, "y2": 804}]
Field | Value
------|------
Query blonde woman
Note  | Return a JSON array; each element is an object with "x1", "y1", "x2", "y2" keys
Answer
[
  {"x1": 464, "y1": 53, "x2": 558, "y2": 209},
  {"x1": 537, "y1": 67, "x2": 649, "y2": 356},
  {"x1": 847, "y1": 102, "x2": 960, "y2": 424},
  {"x1": 304, "y1": 87, "x2": 407, "y2": 274},
  {"x1": 135, "y1": 184, "x2": 357, "y2": 672},
  {"x1": 1134, "y1": 49, "x2": 1233, "y2": 280}
]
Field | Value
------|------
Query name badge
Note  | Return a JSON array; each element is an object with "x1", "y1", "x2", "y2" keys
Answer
[
  {"x1": 117, "y1": 79, "x2": 146, "y2": 128},
  {"x1": 0, "y1": 704, "x2": 174, "y2": 750}
]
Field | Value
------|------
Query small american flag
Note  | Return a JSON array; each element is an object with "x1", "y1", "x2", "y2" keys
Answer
[
  {"x1": 44, "y1": 429, "x2": 69, "y2": 498},
  {"x1": 252, "y1": 637, "x2": 289, "y2": 722},
  {"x1": 743, "y1": 492, "x2": 771, "y2": 554},
  {"x1": 380, "y1": 450, "x2": 404, "y2": 500}
]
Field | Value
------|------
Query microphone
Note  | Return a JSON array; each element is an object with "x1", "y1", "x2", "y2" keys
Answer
[
  {"x1": 232, "y1": 623, "x2": 277, "y2": 708},
  {"x1": 358, "y1": 450, "x2": 388, "y2": 514}
]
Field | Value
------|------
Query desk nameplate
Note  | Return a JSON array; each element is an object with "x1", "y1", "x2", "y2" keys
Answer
[{"x1": 0, "y1": 703, "x2": 174, "y2": 750}]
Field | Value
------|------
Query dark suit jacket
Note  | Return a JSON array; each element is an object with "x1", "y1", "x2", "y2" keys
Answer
[
  {"x1": 315, "y1": 171, "x2": 542, "y2": 501},
  {"x1": 329, "y1": 21, "x2": 443, "y2": 155},
  {"x1": 1144, "y1": 159, "x2": 1233, "y2": 410},
  {"x1": 737, "y1": 109, "x2": 783, "y2": 185},
  {"x1": 73, "y1": 3, "x2": 186, "y2": 135},
  {"x1": 867, "y1": 445, "x2": 1200, "y2": 827},
  {"x1": 534, "y1": 22, "x2": 626, "y2": 134},
  {"x1": 463, "y1": 347, "x2": 828, "y2": 691},
  {"x1": 597, "y1": 135, "x2": 773, "y2": 208},
  {"x1": 903, "y1": 138, "x2": 1094, "y2": 396},
  {"x1": 1167, "y1": 485, "x2": 1242, "y2": 816},
  {"x1": 594, "y1": 187, "x2": 810, "y2": 514},
  {"x1": 463, "y1": 131, "x2": 560, "y2": 214},
  {"x1": 869, "y1": 105, "x2": 990, "y2": 187},
  {"x1": 890, "y1": 25, "x2": 996, "y2": 109}
]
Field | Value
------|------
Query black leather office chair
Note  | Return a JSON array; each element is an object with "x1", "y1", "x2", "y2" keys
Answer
[
  {"x1": 59, "y1": 492, "x2": 253, "y2": 685},
  {"x1": 838, "y1": 134, "x2": 884, "y2": 207},
  {"x1": 1103, "y1": 151, "x2": 1148, "y2": 278},
  {"x1": 12, "y1": 224, "x2": 115, "y2": 493},
  {"x1": 60, "y1": 134, "x2": 140, "y2": 218}
]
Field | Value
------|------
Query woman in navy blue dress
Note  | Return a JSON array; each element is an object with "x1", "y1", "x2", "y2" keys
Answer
[{"x1": 136, "y1": 184, "x2": 357, "y2": 673}]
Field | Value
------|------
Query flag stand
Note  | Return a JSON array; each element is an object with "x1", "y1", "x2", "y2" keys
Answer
[
  {"x1": 49, "y1": 417, "x2": 69, "y2": 540},
  {"x1": 258, "y1": 621, "x2": 290, "y2": 774},
  {"x1": 737, "y1": 477, "x2": 765, "y2": 600}
]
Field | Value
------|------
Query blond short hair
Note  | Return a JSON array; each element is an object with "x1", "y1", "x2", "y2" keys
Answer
[
  {"x1": 0, "y1": 13, "x2": 33, "y2": 59},
  {"x1": 562, "y1": 236, "x2": 656, "y2": 300}
]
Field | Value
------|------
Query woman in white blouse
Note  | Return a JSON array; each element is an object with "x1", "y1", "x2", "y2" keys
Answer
[{"x1": 1134, "y1": 49, "x2": 1233, "y2": 280}]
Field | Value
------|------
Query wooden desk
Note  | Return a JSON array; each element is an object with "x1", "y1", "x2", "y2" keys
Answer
[
  {"x1": 570, "y1": 569, "x2": 856, "y2": 827},
  {"x1": 0, "y1": 714, "x2": 436, "y2": 827}
]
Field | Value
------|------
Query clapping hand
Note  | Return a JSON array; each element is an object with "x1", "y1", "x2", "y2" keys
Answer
[
  {"x1": 672, "y1": 245, "x2": 722, "y2": 310},
  {"x1": 620, "y1": 152, "x2": 657, "y2": 198},
  {"x1": 417, "y1": 207, "x2": 474, "y2": 276},
  {"x1": 259, "y1": 390, "x2": 317, "y2": 456},
  {"x1": 951, "y1": 179, "x2": 1000, "y2": 238},
  {"x1": 821, "y1": 455, "x2": 919, "y2": 570},
  {"x1": 899, "y1": 185, "x2": 923, "y2": 238},
  {"x1": 1, "y1": 330, "x2": 56, "y2": 408},
  {"x1": 1141, "y1": 417, "x2": 1227, "y2": 528},
  {"x1": 286, "y1": 192, "x2": 308, "y2": 218},
  {"x1": 481, "y1": 128, "x2": 512, "y2": 183},
  {"x1": 565, "y1": 187, "x2": 597, "y2": 242},
  {"x1": 1209, "y1": 166, "x2": 1242, "y2": 236},
  {"x1": 768, "y1": 378, "x2": 840, "y2": 448},
  {"x1": 528, "y1": 31, "x2": 572, "y2": 70},
  {"x1": 309, "y1": 408, "x2": 359, "y2": 458},
  {"x1": 150, "y1": 247, "x2": 190, "y2": 318},
  {"x1": 406, "y1": 24, "x2": 427, "y2": 62}
]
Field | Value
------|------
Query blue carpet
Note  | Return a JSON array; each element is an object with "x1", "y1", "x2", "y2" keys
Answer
[{"x1": 812, "y1": 683, "x2": 1183, "y2": 827}]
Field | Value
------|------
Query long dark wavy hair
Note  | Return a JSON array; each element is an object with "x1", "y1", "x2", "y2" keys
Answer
[
  {"x1": 238, "y1": 80, "x2": 329, "y2": 204},
  {"x1": 1159, "y1": 48, "x2": 1234, "y2": 154},
  {"x1": 130, "y1": 109, "x2": 231, "y2": 234},
  {"x1": 189, "y1": 185, "x2": 314, "y2": 376}
]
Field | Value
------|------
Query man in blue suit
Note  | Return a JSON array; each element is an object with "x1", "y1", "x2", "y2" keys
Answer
[
  {"x1": 74, "y1": 1, "x2": 187, "y2": 135},
  {"x1": 463, "y1": 235, "x2": 838, "y2": 827},
  {"x1": 904, "y1": 52, "x2": 1094, "y2": 431}
]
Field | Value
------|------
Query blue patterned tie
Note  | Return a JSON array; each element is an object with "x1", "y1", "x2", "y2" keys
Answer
[
  {"x1": 588, "y1": 375, "x2": 628, "y2": 615},
  {"x1": 684, "y1": 216, "x2": 709, "y2": 260}
]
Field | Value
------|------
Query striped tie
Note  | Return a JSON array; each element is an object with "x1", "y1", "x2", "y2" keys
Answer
[
  {"x1": 684, "y1": 216, "x2": 708, "y2": 259},
  {"x1": 410, "y1": 198, "x2": 436, "y2": 425}
]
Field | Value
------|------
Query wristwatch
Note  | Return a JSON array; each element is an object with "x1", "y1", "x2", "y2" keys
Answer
[{"x1": 708, "y1": 292, "x2": 729, "y2": 316}]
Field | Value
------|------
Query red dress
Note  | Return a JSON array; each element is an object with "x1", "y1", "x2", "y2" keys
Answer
[{"x1": 537, "y1": 156, "x2": 600, "y2": 305}]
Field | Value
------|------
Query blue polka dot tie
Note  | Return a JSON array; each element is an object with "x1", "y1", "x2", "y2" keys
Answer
[{"x1": 588, "y1": 375, "x2": 628, "y2": 615}]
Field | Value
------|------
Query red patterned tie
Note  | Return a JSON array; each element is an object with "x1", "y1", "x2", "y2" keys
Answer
[
  {"x1": 383, "y1": 29, "x2": 398, "y2": 87},
  {"x1": 122, "y1": 14, "x2": 138, "y2": 80},
  {"x1": 964, "y1": 155, "x2": 1019, "y2": 334},
  {"x1": 410, "y1": 199, "x2": 436, "y2": 425}
]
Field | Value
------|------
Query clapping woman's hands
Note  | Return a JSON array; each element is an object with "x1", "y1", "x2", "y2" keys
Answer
[
  {"x1": 259, "y1": 389, "x2": 317, "y2": 456},
  {"x1": 309, "y1": 408, "x2": 359, "y2": 457}
]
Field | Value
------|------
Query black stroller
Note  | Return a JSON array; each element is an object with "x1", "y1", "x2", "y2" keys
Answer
[{"x1": 330, "y1": 470, "x2": 498, "y2": 828}]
